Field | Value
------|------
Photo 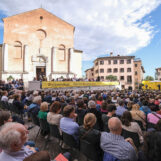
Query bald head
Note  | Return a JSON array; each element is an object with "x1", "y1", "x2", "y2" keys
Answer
[{"x1": 108, "y1": 117, "x2": 122, "y2": 135}]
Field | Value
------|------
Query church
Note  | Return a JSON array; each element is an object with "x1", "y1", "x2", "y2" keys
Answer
[{"x1": 0, "y1": 8, "x2": 82, "y2": 81}]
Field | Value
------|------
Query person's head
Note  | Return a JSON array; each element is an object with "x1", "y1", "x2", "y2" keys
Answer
[
  {"x1": 107, "y1": 104, "x2": 116, "y2": 115},
  {"x1": 156, "y1": 120, "x2": 161, "y2": 132},
  {"x1": 142, "y1": 100, "x2": 148, "y2": 106},
  {"x1": 108, "y1": 117, "x2": 122, "y2": 135},
  {"x1": 83, "y1": 113, "x2": 96, "y2": 130},
  {"x1": 119, "y1": 100, "x2": 124, "y2": 106},
  {"x1": 40, "y1": 102, "x2": 48, "y2": 112},
  {"x1": 131, "y1": 104, "x2": 140, "y2": 111},
  {"x1": 63, "y1": 105, "x2": 77, "y2": 118},
  {"x1": 143, "y1": 131, "x2": 161, "y2": 161},
  {"x1": 50, "y1": 101, "x2": 61, "y2": 113},
  {"x1": 2, "y1": 90, "x2": 8, "y2": 96},
  {"x1": 88, "y1": 100, "x2": 96, "y2": 108},
  {"x1": 0, "y1": 111, "x2": 12, "y2": 126},
  {"x1": 33, "y1": 90, "x2": 39, "y2": 96},
  {"x1": 121, "y1": 111, "x2": 132, "y2": 126},
  {"x1": 33, "y1": 96, "x2": 42, "y2": 105},
  {"x1": 77, "y1": 99, "x2": 84, "y2": 109},
  {"x1": 0, "y1": 122, "x2": 29, "y2": 152},
  {"x1": 101, "y1": 102, "x2": 108, "y2": 110},
  {"x1": 23, "y1": 151, "x2": 50, "y2": 161},
  {"x1": 13, "y1": 94, "x2": 21, "y2": 101}
]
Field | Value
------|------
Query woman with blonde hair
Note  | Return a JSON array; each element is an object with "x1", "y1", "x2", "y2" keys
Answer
[
  {"x1": 38, "y1": 102, "x2": 48, "y2": 120},
  {"x1": 79, "y1": 113, "x2": 102, "y2": 161},
  {"x1": 130, "y1": 104, "x2": 146, "y2": 129}
]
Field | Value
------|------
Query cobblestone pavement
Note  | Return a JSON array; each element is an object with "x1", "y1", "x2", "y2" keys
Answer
[{"x1": 28, "y1": 123, "x2": 87, "y2": 161}]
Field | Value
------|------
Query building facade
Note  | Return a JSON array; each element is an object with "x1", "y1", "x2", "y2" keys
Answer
[
  {"x1": 0, "y1": 8, "x2": 82, "y2": 82},
  {"x1": 155, "y1": 68, "x2": 161, "y2": 81},
  {"x1": 85, "y1": 54, "x2": 145, "y2": 90}
]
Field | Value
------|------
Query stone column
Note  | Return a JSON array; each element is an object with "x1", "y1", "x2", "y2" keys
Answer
[
  {"x1": 69, "y1": 48, "x2": 73, "y2": 74},
  {"x1": 23, "y1": 45, "x2": 29, "y2": 72},
  {"x1": 3, "y1": 43, "x2": 8, "y2": 72},
  {"x1": 52, "y1": 47, "x2": 56, "y2": 72}
]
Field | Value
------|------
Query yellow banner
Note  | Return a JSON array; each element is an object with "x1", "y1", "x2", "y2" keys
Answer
[
  {"x1": 142, "y1": 81, "x2": 161, "y2": 90},
  {"x1": 42, "y1": 81, "x2": 119, "y2": 89}
]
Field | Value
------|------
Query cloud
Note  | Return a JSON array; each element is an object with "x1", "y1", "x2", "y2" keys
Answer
[{"x1": 0, "y1": 0, "x2": 160, "y2": 61}]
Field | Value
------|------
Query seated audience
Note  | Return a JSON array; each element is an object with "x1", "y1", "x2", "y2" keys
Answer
[
  {"x1": 1, "y1": 90, "x2": 8, "y2": 102},
  {"x1": 13, "y1": 94, "x2": 26, "y2": 113},
  {"x1": 100, "y1": 117, "x2": 137, "y2": 161},
  {"x1": 87, "y1": 100, "x2": 103, "y2": 130},
  {"x1": 147, "y1": 111, "x2": 161, "y2": 124},
  {"x1": 140, "y1": 100, "x2": 151, "y2": 115},
  {"x1": 38, "y1": 102, "x2": 48, "y2": 120},
  {"x1": 0, "y1": 122, "x2": 36, "y2": 161},
  {"x1": 47, "y1": 101, "x2": 63, "y2": 126},
  {"x1": 116, "y1": 100, "x2": 127, "y2": 117},
  {"x1": 130, "y1": 104, "x2": 146, "y2": 129},
  {"x1": 0, "y1": 111, "x2": 12, "y2": 126},
  {"x1": 156, "y1": 104, "x2": 161, "y2": 115},
  {"x1": 102, "y1": 104, "x2": 116, "y2": 132},
  {"x1": 28, "y1": 96, "x2": 41, "y2": 117},
  {"x1": 121, "y1": 111, "x2": 144, "y2": 144},
  {"x1": 75, "y1": 99, "x2": 87, "y2": 125},
  {"x1": 138, "y1": 131, "x2": 161, "y2": 161},
  {"x1": 79, "y1": 113, "x2": 102, "y2": 161},
  {"x1": 156, "y1": 119, "x2": 161, "y2": 132},
  {"x1": 100, "y1": 102, "x2": 108, "y2": 114},
  {"x1": 60, "y1": 105, "x2": 79, "y2": 141}
]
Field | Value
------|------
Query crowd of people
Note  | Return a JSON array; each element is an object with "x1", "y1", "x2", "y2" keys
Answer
[{"x1": 0, "y1": 79, "x2": 161, "y2": 161}]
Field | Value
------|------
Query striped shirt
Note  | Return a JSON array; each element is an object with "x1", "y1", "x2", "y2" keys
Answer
[{"x1": 100, "y1": 132, "x2": 137, "y2": 161}]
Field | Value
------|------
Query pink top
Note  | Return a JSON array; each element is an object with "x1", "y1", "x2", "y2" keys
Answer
[{"x1": 147, "y1": 113, "x2": 161, "y2": 124}]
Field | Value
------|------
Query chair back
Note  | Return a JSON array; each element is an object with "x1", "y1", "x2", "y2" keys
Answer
[
  {"x1": 62, "y1": 132, "x2": 78, "y2": 148},
  {"x1": 39, "y1": 119, "x2": 49, "y2": 132},
  {"x1": 31, "y1": 113, "x2": 40, "y2": 126},
  {"x1": 80, "y1": 139, "x2": 99, "y2": 161},
  {"x1": 121, "y1": 129, "x2": 140, "y2": 148},
  {"x1": 134, "y1": 120, "x2": 144, "y2": 131},
  {"x1": 103, "y1": 152, "x2": 120, "y2": 161},
  {"x1": 49, "y1": 124, "x2": 62, "y2": 139}
]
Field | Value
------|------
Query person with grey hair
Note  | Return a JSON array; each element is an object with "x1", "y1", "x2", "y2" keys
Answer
[
  {"x1": 87, "y1": 100, "x2": 103, "y2": 130},
  {"x1": 28, "y1": 96, "x2": 42, "y2": 118},
  {"x1": 100, "y1": 117, "x2": 137, "y2": 161},
  {"x1": 0, "y1": 122, "x2": 36, "y2": 161}
]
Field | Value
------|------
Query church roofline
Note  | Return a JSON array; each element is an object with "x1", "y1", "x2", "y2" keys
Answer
[
  {"x1": 74, "y1": 49, "x2": 83, "y2": 53},
  {"x1": 2, "y1": 8, "x2": 75, "y2": 29}
]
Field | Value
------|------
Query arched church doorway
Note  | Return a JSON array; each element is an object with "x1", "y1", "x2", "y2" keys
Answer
[{"x1": 36, "y1": 66, "x2": 46, "y2": 81}]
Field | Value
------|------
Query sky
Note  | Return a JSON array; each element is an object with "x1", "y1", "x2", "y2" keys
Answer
[{"x1": 0, "y1": 0, "x2": 161, "y2": 78}]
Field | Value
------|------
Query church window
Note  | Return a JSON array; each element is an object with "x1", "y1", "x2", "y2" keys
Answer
[
  {"x1": 58, "y1": 44, "x2": 65, "y2": 61},
  {"x1": 14, "y1": 41, "x2": 22, "y2": 59}
]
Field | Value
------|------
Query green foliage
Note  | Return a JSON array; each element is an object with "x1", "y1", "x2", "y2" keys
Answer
[
  {"x1": 144, "y1": 76, "x2": 154, "y2": 81},
  {"x1": 7, "y1": 75, "x2": 14, "y2": 81},
  {"x1": 106, "y1": 75, "x2": 117, "y2": 81}
]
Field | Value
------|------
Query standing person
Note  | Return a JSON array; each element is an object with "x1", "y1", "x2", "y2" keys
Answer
[{"x1": 100, "y1": 117, "x2": 137, "y2": 161}]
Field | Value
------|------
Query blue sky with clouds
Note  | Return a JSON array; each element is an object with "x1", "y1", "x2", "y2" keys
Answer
[{"x1": 0, "y1": 0, "x2": 161, "y2": 78}]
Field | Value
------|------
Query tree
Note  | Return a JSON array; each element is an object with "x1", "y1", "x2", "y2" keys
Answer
[
  {"x1": 144, "y1": 76, "x2": 154, "y2": 81},
  {"x1": 106, "y1": 75, "x2": 117, "y2": 81}
]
